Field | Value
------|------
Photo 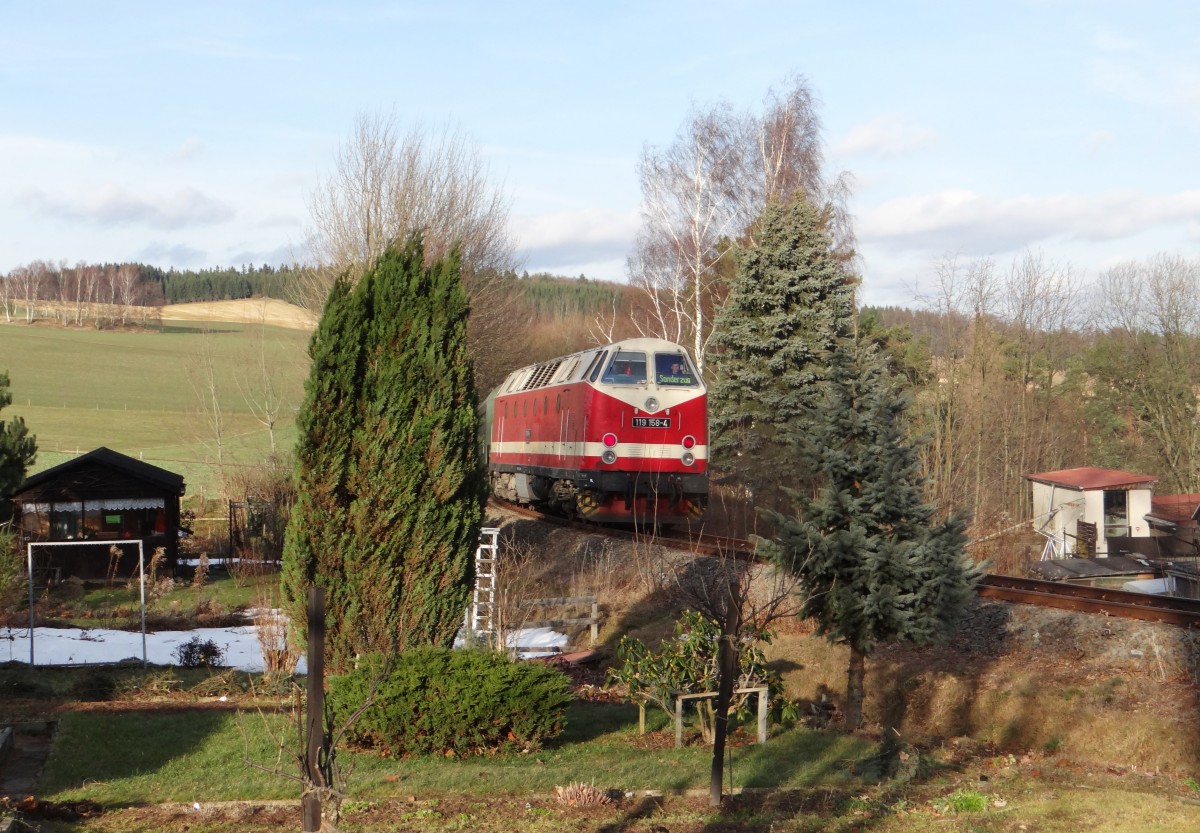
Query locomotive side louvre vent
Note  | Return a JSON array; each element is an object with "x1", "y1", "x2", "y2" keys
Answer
[{"x1": 521, "y1": 359, "x2": 564, "y2": 391}]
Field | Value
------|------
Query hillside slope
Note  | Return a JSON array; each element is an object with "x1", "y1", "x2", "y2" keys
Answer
[{"x1": 159, "y1": 298, "x2": 316, "y2": 330}]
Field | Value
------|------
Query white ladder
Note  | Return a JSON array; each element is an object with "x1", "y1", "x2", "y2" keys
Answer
[{"x1": 470, "y1": 527, "x2": 500, "y2": 645}]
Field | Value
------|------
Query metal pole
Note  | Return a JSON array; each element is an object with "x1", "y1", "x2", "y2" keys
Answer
[
  {"x1": 27, "y1": 542, "x2": 34, "y2": 665},
  {"x1": 302, "y1": 586, "x2": 326, "y2": 832},
  {"x1": 139, "y1": 541, "x2": 147, "y2": 667}
]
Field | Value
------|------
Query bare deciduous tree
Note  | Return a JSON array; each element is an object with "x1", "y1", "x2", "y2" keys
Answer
[
  {"x1": 188, "y1": 330, "x2": 227, "y2": 475},
  {"x1": 234, "y1": 308, "x2": 293, "y2": 454},
  {"x1": 11, "y1": 260, "x2": 54, "y2": 323},
  {"x1": 629, "y1": 103, "x2": 750, "y2": 369},
  {"x1": 629, "y1": 75, "x2": 853, "y2": 371},
  {"x1": 1088, "y1": 254, "x2": 1200, "y2": 493},
  {"x1": 301, "y1": 110, "x2": 524, "y2": 394}
]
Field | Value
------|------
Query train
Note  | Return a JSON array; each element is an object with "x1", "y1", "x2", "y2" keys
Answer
[{"x1": 484, "y1": 337, "x2": 708, "y2": 524}]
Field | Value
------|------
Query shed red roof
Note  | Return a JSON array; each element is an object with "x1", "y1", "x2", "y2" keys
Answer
[
  {"x1": 1025, "y1": 467, "x2": 1158, "y2": 491},
  {"x1": 1148, "y1": 493, "x2": 1200, "y2": 524}
]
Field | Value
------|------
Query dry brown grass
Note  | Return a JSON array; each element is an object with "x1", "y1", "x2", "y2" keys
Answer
[
  {"x1": 765, "y1": 605, "x2": 1200, "y2": 777},
  {"x1": 493, "y1": 512, "x2": 1200, "y2": 778},
  {"x1": 159, "y1": 298, "x2": 317, "y2": 330}
]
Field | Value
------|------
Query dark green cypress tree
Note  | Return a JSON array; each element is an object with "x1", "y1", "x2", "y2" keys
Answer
[
  {"x1": 0, "y1": 371, "x2": 37, "y2": 504},
  {"x1": 282, "y1": 237, "x2": 487, "y2": 671},
  {"x1": 707, "y1": 194, "x2": 857, "y2": 513},
  {"x1": 762, "y1": 339, "x2": 978, "y2": 729},
  {"x1": 281, "y1": 275, "x2": 365, "y2": 660}
]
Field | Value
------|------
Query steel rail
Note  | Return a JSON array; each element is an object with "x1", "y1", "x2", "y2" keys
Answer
[{"x1": 979, "y1": 574, "x2": 1200, "y2": 627}]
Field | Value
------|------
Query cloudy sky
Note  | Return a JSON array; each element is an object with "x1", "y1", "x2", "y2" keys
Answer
[{"x1": 2, "y1": 1, "x2": 1197, "y2": 307}]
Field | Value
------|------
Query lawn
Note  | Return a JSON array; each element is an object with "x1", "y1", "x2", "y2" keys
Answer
[
  {"x1": 37, "y1": 703, "x2": 870, "y2": 805},
  {"x1": 0, "y1": 320, "x2": 310, "y2": 497},
  {"x1": 16, "y1": 696, "x2": 1200, "y2": 832}
]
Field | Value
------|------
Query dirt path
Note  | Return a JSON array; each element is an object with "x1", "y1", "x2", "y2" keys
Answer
[{"x1": 0, "y1": 722, "x2": 54, "y2": 798}]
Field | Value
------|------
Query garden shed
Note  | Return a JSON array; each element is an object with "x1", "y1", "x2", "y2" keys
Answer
[
  {"x1": 1027, "y1": 466, "x2": 1157, "y2": 559},
  {"x1": 9, "y1": 447, "x2": 186, "y2": 581}
]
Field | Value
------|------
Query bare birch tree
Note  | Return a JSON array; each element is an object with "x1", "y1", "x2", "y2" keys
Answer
[
  {"x1": 0, "y1": 270, "x2": 11, "y2": 323},
  {"x1": 114, "y1": 264, "x2": 141, "y2": 327},
  {"x1": 629, "y1": 75, "x2": 852, "y2": 372},
  {"x1": 629, "y1": 103, "x2": 749, "y2": 368},
  {"x1": 11, "y1": 261, "x2": 52, "y2": 323}
]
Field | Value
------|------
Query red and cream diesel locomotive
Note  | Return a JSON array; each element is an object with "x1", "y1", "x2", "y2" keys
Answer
[{"x1": 485, "y1": 338, "x2": 708, "y2": 524}]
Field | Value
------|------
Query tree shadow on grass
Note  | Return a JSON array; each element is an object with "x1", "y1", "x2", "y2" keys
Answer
[
  {"x1": 551, "y1": 701, "x2": 647, "y2": 746},
  {"x1": 596, "y1": 794, "x2": 668, "y2": 833},
  {"x1": 40, "y1": 708, "x2": 236, "y2": 799}
]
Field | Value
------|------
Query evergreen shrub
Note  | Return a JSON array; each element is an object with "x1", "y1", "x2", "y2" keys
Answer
[{"x1": 328, "y1": 648, "x2": 572, "y2": 757}]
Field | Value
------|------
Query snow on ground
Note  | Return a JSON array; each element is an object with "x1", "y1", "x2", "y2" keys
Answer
[{"x1": 0, "y1": 625, "x2": 569, "y2": 673}]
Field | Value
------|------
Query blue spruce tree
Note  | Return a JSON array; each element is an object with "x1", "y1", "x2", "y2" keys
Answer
[{"x1": 763, "y1": 339, "x2": 979, "y2": 729}]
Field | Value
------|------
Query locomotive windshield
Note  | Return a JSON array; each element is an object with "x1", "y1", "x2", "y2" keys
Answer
[
  {"x1": 654, "y1": 353, "x2": 698, "y2": 386},
  {"x1": 601, "y1": 351, "x2": 647, "y2": 384}
]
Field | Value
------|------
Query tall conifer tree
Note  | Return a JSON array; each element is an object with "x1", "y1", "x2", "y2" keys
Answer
[
  {"x1": 707, "y1": 194, "x2": 856, "y2": 512},
  {"x1": 0, "y1": 371, "x2": 36, "y2": 524},
  {"x1": 762, "y1": 340, "x2": 979, "y2": 728},
  {"x1": 283, "y1": 237, "x2": 486, "y2": 671}
]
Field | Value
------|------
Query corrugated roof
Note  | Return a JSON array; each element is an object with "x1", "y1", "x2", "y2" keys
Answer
[{"x1": 1025, "y1": 466, "x2": 1158, "y2": 491}]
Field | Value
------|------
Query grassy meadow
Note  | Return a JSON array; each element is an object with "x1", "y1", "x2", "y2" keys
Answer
[{"x1": 0, "y1": 318, "x2": 311, "y2": 500}]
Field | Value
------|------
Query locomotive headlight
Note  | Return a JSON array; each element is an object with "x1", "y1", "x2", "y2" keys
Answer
[
  {"x1": 601, "y1": 432, "x2": 618, "y2": 464},
  {"x1": 644, "y1": 396, "x2": 660, "y2": 412},
  {"x1": 681, "y1": 451, "x2": 695, "y2": 466}
]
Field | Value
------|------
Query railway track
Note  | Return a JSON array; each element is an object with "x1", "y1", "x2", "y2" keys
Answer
[
  {"x1": 979, "y1": 574, "x2": 1200, "y2": 628},
  {"x1": 492, "y1": 499, "x2": 1200, "y2": 628}
]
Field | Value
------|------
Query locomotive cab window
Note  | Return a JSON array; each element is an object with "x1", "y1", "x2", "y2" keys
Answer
[
  {"x1": 601, "y1": 351, "x2": 647, "y2": 384},
  {"x1": 654, "y1": 353, "x2": 698, "y2": 386}
]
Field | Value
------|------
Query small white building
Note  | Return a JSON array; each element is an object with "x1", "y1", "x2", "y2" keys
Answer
[{"x1": 1026, "y1": 467, "x2": 1157, "y2": 559}]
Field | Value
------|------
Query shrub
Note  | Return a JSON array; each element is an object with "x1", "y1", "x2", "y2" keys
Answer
[
  {"x1": 608, "y1": 609, "x2": 778, "y2": 742},
  {"x1": 67, "y1": 669, "x2": 116, "y2": 701},
  {"x1": 328, "y1": 648, "x2": 572, "y2": 757},
  {"x1": 174, "y1": 636, "x2": 226, "y2": 668}
]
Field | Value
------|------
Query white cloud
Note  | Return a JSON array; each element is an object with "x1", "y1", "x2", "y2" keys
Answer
[
  {"x1": 171, "y1": 137, "x2": 205, "y2": 162},
  {"x1": 20, "y1": 184, "x2": 234, "y2": 230},
  {"x1": 512, "y1": 207, "x2": 639, "y2": 271},
  {"x1": 835, "y1": 115, "x2": 938, "y2": 159},
  {"x1": 137, "y1": 241, "x2": 209, "y2": 266},
  {"x1": 859, "y1": 188, "x2": 1200, "y2": 254}
]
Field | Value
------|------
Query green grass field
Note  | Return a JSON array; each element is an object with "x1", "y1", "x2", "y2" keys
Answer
[{"x1": 0, "y1": 320, "x2": 311, "y2": 499}]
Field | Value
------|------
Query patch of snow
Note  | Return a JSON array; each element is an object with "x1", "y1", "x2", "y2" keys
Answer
[
  {"x1": 0, "y1": 623, "x2": 570, "y2": 673},
  {"x1": 1121, "y1": 577, "x2": 1173, "y2": 595}
]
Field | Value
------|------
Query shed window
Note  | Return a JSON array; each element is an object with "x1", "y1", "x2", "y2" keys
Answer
[{"x1": 1103, "y1": 490, "x2": 1129, "y2": 538}]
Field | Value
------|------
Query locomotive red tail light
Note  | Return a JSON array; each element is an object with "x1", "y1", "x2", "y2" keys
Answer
[
  {"x1": 602, "y1": 433, "x2": 618, "y2": 447},
  {"x1": 682, "y1": 435, "x2": 696, "y2": 449}
]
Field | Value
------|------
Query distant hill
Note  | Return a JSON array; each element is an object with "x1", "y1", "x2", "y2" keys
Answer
[{"x1": 159, "y1": 298, "x2": 316, "y2": 331}]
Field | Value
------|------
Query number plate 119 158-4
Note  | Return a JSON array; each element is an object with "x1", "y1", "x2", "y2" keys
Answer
[{"x1": 632, "y1": 417, "x2": 671, "y2": 428}]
